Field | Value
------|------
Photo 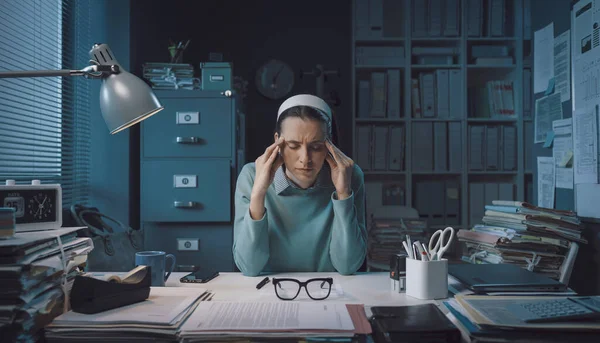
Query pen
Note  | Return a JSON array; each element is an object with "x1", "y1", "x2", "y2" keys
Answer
[
  {"x1": 256, "y1": 277, "x2": 270, "y2": 290},
  {"x1": 402, "y1": 241, "x2": 413, "y2": 259}
]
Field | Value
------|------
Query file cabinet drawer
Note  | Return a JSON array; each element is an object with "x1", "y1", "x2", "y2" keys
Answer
[
  {"x1": 141, "y1": 159, "x2": 231, "y2": 222},
  {"x1": 142, "y1": 97, "x2": 232, "y2": 158},
  {"x1": 142, "y1": 223, "x2": 234, "y2": 272}
]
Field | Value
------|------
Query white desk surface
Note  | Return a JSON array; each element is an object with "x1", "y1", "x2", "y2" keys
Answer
[{"x1": 166, "y1": 272, "x2": 447, "y2": 315}]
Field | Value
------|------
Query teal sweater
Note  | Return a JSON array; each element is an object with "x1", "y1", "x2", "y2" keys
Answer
[{"x1": 233, "y1": 163, "x2": 367, "y2": 276}]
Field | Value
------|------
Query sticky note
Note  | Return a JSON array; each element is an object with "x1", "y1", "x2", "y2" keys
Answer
[
  {"x1": 545, "y1": 77, "x2": 555, "y2": 96},
  {"x1": 543, "y1": 131, "x2": 555, "y2": 148},
  {"x1": 559, "y1": 150, "x2": 574, "y2": 167}
]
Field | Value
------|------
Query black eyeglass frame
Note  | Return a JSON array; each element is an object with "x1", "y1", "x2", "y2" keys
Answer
[{"x1": 272, "y1": 277, "x2": 334, "y2": 301}]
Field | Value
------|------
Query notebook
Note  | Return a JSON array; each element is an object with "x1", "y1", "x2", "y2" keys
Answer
[{"x1": 370, "y1": 304, "x2": 461, "y2": 343}]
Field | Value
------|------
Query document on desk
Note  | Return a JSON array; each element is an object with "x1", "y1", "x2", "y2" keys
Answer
[{"x1": 181, "y1": 302, "x2": 354, "y2": 332}]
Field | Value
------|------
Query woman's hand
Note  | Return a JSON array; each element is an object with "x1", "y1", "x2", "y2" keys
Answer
[
  {"x1": 253, "y1": 137, "x2": 285, "y2": 197},
  {"x1": 325, "y1": 139, "x2": 354, "y2": 200}
]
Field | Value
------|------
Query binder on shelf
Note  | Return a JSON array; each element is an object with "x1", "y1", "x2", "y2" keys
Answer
[
  {"x1": 382, "y1": 0, "x2": 404, "y2": 38},
  {"x1": 354, "y1": 0, "x2": 370, "y2": 39},
  {"x1": 502, "y1": 125, "x2": 517, "y2": 171},
  {"x1": 428, "y1": 0, "x2": 443, "y2": 37},
  {"x1": 368, "y1": 0, "x2": 383, "y2": 38},
  {"x1": 444, "y1": 0, "x2": 460, "y2": 37},
  {"x1": 467, "y1": 0, "x2": 483, "y2": 37},
  {"x1": 412, "y1": 122, "x2": 433, "y2": 171},
  {"x1": 430, "y1": 181, "x2": 446, "y2": 225},
  {"x1": 524, "y1": 69, "x2": 532, "y2": 118},
  {"x1": 488, "y1": 0, "x2": 505, "y2": 37},
  {"x1": 485, "y1": 125, "x2": 500, "y2": 170},
  {"x1": 468, "y1": 126, "x2": 485, "y2": 171},
  {"x1": 370, "y1": 72, "x2": 387, "y2": 118},
  {"x1": 358, "y1": 80, "x2": 371, "y2": 119},
  {"x1": 484, "y1": 183, "x2": 499, "y2": 208},
  {"x1": 356, "y1": 46, "x2": 405, "y2": 66},
  {"x1": 412, "y1": 0, "x2": 428, "y2": 37},
  {"x1": 498, "y1": 183, "x2": 515, "y2": 201},
  {"x1": 411, "y1": 78, "x2": 422, "y2": 118},
  {"x1": 524, "y1": 121, "x2": 533, "y2": 171},
  {"x1": 469, "y1": 183, "x2": 485, "y2": 226},
  {"x1": 356, "y1": 125, "x2": 372, "y2": 171},
  {"x1": 448, "y1": 122, "x2": 462, "y2": 172},
  {"x1": 524, "y1": 0, "x2": 532, "y2": 40},
  {"x1": 388, "y1": 126, "x2": 405, "y2": 171},
  {"x1": 387, "y1": 69, "x2": 401, "y2": 118},
  {"x1": 445, "y1": 180, "x2": 460, "y2": 225},
  {"x1": 434, "y1": 122, "x2": 448, "y2": 171},
  {"x1": 448, "y1": 69, "x2": 462, "y2": 119},
  {"x1": 419, "y1": 73, "x2": 435, "y2": 118},
  {"x1": 435, "y1": 69, "x2": 450, "y2": 118},
  {"x1": 373, "y1": 126, "x2": 389, "y2": 170}
]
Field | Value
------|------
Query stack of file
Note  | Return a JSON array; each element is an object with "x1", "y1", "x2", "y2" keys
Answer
[
  {"x1": 142, "y1": 63, "x2": 199, "y2": 90},
  {"x1": 367, "y1": 218, "x2": 428, "y2": 268},
  {"x1": 0, "y1": 227, "x2": 92, "y2": 342},
  {"x1": 458, "y1": 201, "x2": 585, "y2": 280},
  {"x1": 45, "y1": 287, "x2": 208, "y2": 342}
]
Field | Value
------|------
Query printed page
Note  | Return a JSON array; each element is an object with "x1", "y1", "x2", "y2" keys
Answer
[
  {"x1": 552, "y1": 118, "x2": 574, "y2": 189},
  {"x1": 537, "y1": 157, "x2": 555, "y2": 209},
  {"x1": 573, "y1": 107, "x2": 598, "y2": 184}
]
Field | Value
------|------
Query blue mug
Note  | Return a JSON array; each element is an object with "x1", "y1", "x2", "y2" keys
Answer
[{"x1": 135, "y1": 251, "x2": 176, "y2": 286}]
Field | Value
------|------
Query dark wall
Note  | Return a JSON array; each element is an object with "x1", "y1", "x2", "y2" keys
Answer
[{"x1": 130, "y1": 0, "x2": 353, "y2": 162}]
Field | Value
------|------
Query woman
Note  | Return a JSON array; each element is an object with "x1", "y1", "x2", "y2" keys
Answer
[{"x1": 233, "y1": 94, "x2": 367, "y2": 276}]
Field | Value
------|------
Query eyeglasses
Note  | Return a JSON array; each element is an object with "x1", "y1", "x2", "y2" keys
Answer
[{"x1": 272, "y1": 277, "x2": 333, "y2": 301}]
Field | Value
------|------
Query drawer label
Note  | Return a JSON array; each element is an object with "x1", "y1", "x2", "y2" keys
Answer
[
  {"x1": 174, "y1": 175, "x2": 197, "y2": 188},
  {"x1": 176, "y1": 112, "x2": 200, "y2": 125}
]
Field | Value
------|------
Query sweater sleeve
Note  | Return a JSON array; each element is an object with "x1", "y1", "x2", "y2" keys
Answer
[
  {"x1": 328, "y1": 165, "x2": 367, "y2": 275},
  {"x1": 232, "y1": 164, "x2": 270, "y2": 276}
]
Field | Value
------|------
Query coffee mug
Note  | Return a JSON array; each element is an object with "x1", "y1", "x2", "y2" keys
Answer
[{"x1": 135, "y1": 251, "x2": 176, "y2": 286}]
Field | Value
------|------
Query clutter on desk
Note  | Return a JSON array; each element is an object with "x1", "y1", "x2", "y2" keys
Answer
[
  {"x1": 0, "y1": 227, "x2": 92, "y2": 342},
  {"x1": 45, "y1": 287, "x2": 208, "y2": 342},
  {"x1": 367, "y1": 216, "x2": 429, "y2": 269},
  {"x1": 457, "y1": 200, "x2": 584, "y2": 282},
  {"x1": 370, "y1": 304, "x2": 461, "y2": 343},
  {"x1": 142, "y1": 62, "x2": 199, "y2": 90}
]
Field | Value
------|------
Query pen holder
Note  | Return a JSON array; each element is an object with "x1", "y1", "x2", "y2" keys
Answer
[{"x1": 406, "y1": 258, "x2": 448, "y2": 300}]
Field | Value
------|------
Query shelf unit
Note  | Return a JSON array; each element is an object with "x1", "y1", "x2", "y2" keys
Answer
[{"x1": 351, "y1": 0, "x2": 533, "y2": 234}]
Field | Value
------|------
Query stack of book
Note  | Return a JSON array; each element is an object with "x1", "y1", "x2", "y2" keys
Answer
[
  {"x1": 0, "y1": 227, "x2": 92, "y2": 342},
  {"x1": 457, "y1": 201, "x2": 585, "y2": 281},
  {"x1": 367, "y1": 217, "x2": 428, "y2": 269},
  {"x1": 142, "y1": 63, "x2": 198, "y2": 90}
]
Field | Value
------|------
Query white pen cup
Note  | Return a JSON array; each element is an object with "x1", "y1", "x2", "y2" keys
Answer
[{"x1": 406, "y1": 258, "x2": 448, "y2": 300}]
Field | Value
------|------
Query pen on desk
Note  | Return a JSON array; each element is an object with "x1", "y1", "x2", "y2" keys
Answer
[
  {"x1": 421, "y1": 243, "x2": 431, "y2": 260},
  {"x1": 256, "y1": 277, "x2": 270, "y2": 290}
]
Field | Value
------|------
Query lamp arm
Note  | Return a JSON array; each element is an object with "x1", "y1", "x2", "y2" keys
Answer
[{"x1": 0, "y1": 64, "x2": 120, "y2": 79}]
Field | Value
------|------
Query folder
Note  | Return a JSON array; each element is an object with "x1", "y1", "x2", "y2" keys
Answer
[
  {"x1": 415, "y1": 182, "x2": 431, "y2": 221},
  {"x1": 435, "y1": 69, "x2": 450, "y2": 118},
  {"x1": 411, "y1": 78, "x2": 422, "y2": 118},
  {"x1": 467, "y1": 0, "x2": 483, "y2": 37},
  {"x1": 373, "y1": 126, "x2": 389, "y2": 170},
  {"x1": 354, "y1": 0, "x2": 370, "y2": 39},
  {"x1": 370, "y1": 72, "x2": 387, "y2": 118},
  {"x1": 358, "y1": 80, "x2": 370, "y2": 119},
  {"x1": 448, "y1": 69, "x2": 462, "y2": 119},
  {"x1": 485, "y1": 126, "x2": 499, "y2": 170},
  {"x1": 469, "y1": 126, "x2": 485, "y2": 170},
  {"x1": 444, "y1": 0, "x2": 460, "y2": 36},
  {"x1": 412, "y1": 122, "x2": 433, "y2": 171},
  {"x1": 445, "y1": 180, "x2": 460, "y2": 225},
  {"x1": 469, "y1": 183, "x2": 485, "y2": 226},
  {"x1": 419, "y1": 73, "x2": 435, "y2": 118},
  {"x1": 388, "y1": 126, "x2": 404, "y2": 171},
  {"x1": 368, "y1": 0, "x2": 383, "y2": 38},
  {"x1": 488, "y1": 0, "x2": 505, "y2": 37},
  {"x1": 430, "y1": 181, "x2": 446, "y2": 225},
  {"x1": 428, "y1": 0, "x2": 443, "y2": 37},
  {"x1": 502, "y1": 125, "x2": 517, "y2": 171},
  {"x1": 448, "y1": 122, "x2": 462, "y2": 172},
  {"x1": 412, "y1": 0, "x2": 428, "y2": 37},
  {"x1": 434, "y1": 122, "x2": 448, "y2": 171},
  {"x1": 356, "y1": 125, "x2": 372, "y2": 171},
  {"x1": 387, "y1": 69, "x2": 401, "y2": 118}
]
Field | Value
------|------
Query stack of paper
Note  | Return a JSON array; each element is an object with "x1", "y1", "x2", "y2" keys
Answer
[
  {"x1": 45, "y1": 287, "x2": 208, "y2": 342},
  {"x1": 0, "y1": 227, "x2": 92, "y2": 342},
  {"x1": 368, "y1": 218, "x2": 428, "y2": 268},
  {"x1": 178, "y1": 301, "x2": 370, "y2": 342},
  {"x1": 142, "y1": 63, "x2": 199, "y2": 90},
  {"x1": 458, "y1": 200, "x2": 585, "y2": 280}
]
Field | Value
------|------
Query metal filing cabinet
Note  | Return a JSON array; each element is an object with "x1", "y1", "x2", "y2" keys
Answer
[{"x1": 140, "y1": 90, "x2": 244, "y2": 273}]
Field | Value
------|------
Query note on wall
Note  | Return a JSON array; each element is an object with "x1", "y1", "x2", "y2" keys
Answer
[
  {"x1": 552, "y1": 118, "x2": 574, "y2": 189},
  {"x1": 537, "y1": 157, "x2": 555, "y2": 209},
  {"x1": 573, "y1": 107, "x2": 598, "y2": 184},
  {"x1": 534, "y1": 22, "x2": 555, "y2": 93},
  {"x1": 575, "y1": 183, "x2": 600, "y2": 219},
  {"x1": 554, "y1": 30, "x2": 571, "y2": 102},
  {"x1": 572, "y1": 0, "x2": 600, "y2": 110},
  {"x1": 534, "y1": 93, "x2": 563, "y2": 143}
]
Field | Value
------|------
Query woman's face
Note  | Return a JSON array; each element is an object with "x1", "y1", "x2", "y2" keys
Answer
[{"x1": 275, "y1": 117, "x2": 328, "y2": 189}]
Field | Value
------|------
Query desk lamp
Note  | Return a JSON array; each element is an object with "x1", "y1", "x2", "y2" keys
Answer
[{"x1": 0, "y1": 43, "x2": 163, "y2": 134}]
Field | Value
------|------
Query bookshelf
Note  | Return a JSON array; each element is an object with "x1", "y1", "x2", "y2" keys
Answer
[{"x1": 352, "y1": 0, "x2": 533, "y2": 240}]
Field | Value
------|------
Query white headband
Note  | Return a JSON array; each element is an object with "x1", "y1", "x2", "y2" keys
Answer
[{"x1": 277, "y1": 94, "x2": 332, "y2": 135}]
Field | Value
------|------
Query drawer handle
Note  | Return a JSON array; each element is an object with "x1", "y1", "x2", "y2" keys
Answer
[
  {"x1": 174, "y1": 201, "x2": 199, "y2": 208},
  {"x1": 176, "y1": 136, "x2": 199, "y2": 144}
]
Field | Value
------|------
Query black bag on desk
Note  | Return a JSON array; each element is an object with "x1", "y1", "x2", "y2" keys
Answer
[
  {"x1": 370, "y1": 304, "x2": 461, "y2": 343},
  {"x1": 67, "y1": 204, "x2": 144, "y2": 272}
]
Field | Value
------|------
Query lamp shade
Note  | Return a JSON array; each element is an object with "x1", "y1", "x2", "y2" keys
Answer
[{"x1": 90, "y1": 44, "x2": 163, "y2": 134}]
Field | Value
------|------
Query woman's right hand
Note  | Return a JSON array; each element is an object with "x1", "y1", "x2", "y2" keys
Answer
[{"x1": 251, "y1": 137, "x2": 285, "y2": 198}]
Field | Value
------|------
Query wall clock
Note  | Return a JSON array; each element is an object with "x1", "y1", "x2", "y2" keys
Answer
[{"x1": 255, "y1": 59, "x2": 295, "y2": 100}]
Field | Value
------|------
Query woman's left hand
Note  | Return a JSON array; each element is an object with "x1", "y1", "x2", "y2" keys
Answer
[{"x1": 325, "y1": 139, "x2": 354, "y2": 200}]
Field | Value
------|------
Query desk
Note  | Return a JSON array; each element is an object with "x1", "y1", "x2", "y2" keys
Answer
[{"x1": 166, "y1": 272, "x2": 447, "y2": 317}]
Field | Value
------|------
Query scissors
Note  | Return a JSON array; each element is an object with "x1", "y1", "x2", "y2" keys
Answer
[{"x1": 428, "y1": 227, "x2": 455, "y2": 261}]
